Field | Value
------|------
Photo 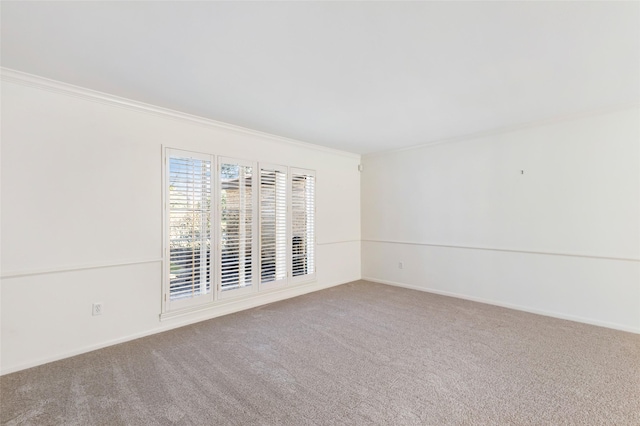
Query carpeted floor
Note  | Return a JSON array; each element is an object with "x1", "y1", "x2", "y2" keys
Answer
[{"x1": 1, "y1": 280, "x2": 639, "y2": 425}]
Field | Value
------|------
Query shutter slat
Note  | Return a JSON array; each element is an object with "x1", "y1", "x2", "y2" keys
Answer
[
  {"x1": 220, "y1": 162, "x2": 254, "y2": 291},
  {"x1": 168, "y1": 155, "x2": 212, "y2": 301},
  {"x1": 291, "y1": 172, "x2": 315, "y2": 277},
  {"x1": 260, "y1": 167, "x2": 288, "y2": 284}
]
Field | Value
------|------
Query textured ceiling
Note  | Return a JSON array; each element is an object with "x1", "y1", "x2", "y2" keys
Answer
[{"x1": 2, "y1": 1, "x2": 638, "y2": 154}]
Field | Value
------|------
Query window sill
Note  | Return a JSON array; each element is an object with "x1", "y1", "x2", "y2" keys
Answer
[{"x1": 159, "y1": 279, "x2": 317, "y2": 321}]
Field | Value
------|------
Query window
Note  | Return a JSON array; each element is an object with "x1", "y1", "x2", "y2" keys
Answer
[
  {"x1": 291, "y1": 169, "x2": 315, "y2": 281},
  {"x1": 219, "y1": 158, "x2": 256, "y2": 297},
  {"x1": 165, "y1": 150, "x2": 213, "y2": 310},
  {"x1": 259, "y1": 165, "x2": 288, "y2": 287},
  {"x1": 163, "y1": 149, "x2": 316, "y2": 314}
]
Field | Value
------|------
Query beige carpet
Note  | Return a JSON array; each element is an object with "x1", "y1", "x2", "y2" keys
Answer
[{"x1": 1, "y1": 280, "x2": 639, "y2": 425}]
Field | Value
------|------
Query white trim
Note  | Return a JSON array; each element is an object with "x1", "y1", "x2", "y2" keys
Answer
[
  {"x1": 217, "y1": 157, "x2": 259, "y2": 298},
  {"x1": 0, "y1": 278, "x2": 355, "y2": 376},
  {"x1": 166, "y1": 147, "x2": 212, "y2": 162},
  {"x1": 0, "y1": 258, "x2": 163, "y2": 279},
  {"x1": 164, "y1": 149, "x2": 216, "y2": 312},
  {"x1": 258, "y1": 162, "x2": 289, "y2": 290},
  {"x1": 0, "y1": 67, "x2": 360, "y2": 159},
  {"x1": 362, "y1": 102, "x2": 640, "y2": 158},
  {"x1": 3, "y1": 69, "x2": 634, "y2": 160},
  {"x1": 161, "y1": 278, "x2": 318, "y2": 321},
  {"x1": 361, "y1": 239, "x2": 640, "y2": 263},
  {"x1": 290, "y1": 168, "x2": 317, "y2": 284},
  {"x1": 362, "y1": 277, "x2": 640, "y2": 335},
  {"x1": 317, "y1": 239, "x2": 360, "y2": 245},
  {"x1": 217, "y1": 284, "x2": 255, "y2": 300},
  {"x1": 161, "y1": 145, "x2": 168, "y2": 313}
]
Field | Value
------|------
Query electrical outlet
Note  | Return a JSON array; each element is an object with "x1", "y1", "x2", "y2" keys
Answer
[
  {"x1": 398, "y1": 262, "x2": 404, "y2": 269},
  {"x1": 92, "y1": 302, "x2": 103, "y2": 316}
]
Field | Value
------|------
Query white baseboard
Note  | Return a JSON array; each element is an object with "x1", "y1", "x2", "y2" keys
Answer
[
  {"x1": 1, "y1": 278, "x2": 355, "y2": 376},
  {"x1": 362, "y1": 276, "x2": 640, "y2": 335}
]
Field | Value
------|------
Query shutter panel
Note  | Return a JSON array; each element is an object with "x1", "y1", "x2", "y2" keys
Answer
[
  {"x1": 220, "y1": 160, "x2": 254, "y2": 293},
  {"x1": 260, "y1": 165, "x2": 287, "y2": 286},
  {"x1": 291, "y1": 169, "x2": 315, "y2": 279},
  {"x1": 167, "y1": 154, "x2": 212, "y2": 302}
]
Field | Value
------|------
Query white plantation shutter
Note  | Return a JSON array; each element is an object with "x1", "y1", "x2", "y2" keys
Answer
[
  {"x1": 291, "y1": 169, "x2": 315, "y2": 280},
  {"x1": 163, "y1": 150, "x2": 316, "y2": 315},
  {"x1": 259, "y1": 165, "x2": 288, "y2": 286},
  {"x1": 166, "y1": 151, "x2": 213, "y2": 306},
  {"x1": 219, "y1": 159, "x2": 255, "y2": 294}
]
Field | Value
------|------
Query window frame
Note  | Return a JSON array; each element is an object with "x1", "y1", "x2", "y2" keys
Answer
[
  {"x1": 161, "y1": 149, "x2": 317, "y2": 316},
  {"x1": 163, "y1": 148, "x2": 216, "y2": 312},
  {"x1": 289, "y1": 168, "x2": 317, "y2": 285},
  {"x1": 258, "y1": 163, "x2": 290, "y2": 291},
  {"x1": 217, "y1": 157, "x2": 258, "y2": 300}
]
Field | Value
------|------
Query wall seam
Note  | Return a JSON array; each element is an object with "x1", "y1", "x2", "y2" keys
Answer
[
  {"x1": 1, "y1": 258, "x2": 163, "y2": 279},
  {"x1": 361, "y1": 239, "x2": 639, "y2": 262}
]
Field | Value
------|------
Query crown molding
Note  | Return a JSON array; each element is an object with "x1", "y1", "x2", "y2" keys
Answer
[
  {"x1": 0, "y1": 67, "x2": 360, "y2": 160},
  {"x1": 363, "y1": 101, "x2": 640, "y2": 159}
]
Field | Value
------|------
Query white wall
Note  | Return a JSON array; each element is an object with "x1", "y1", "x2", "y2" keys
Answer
[
  {"x1": 0, "y1": 72, "x2": 361, "y2": 374},
  {"x1": 362, "y1": 107, "x2": 640, "y2": 333},
  {"x1": 2, "y1": 69, "x2": 637, "y2": 376}
]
